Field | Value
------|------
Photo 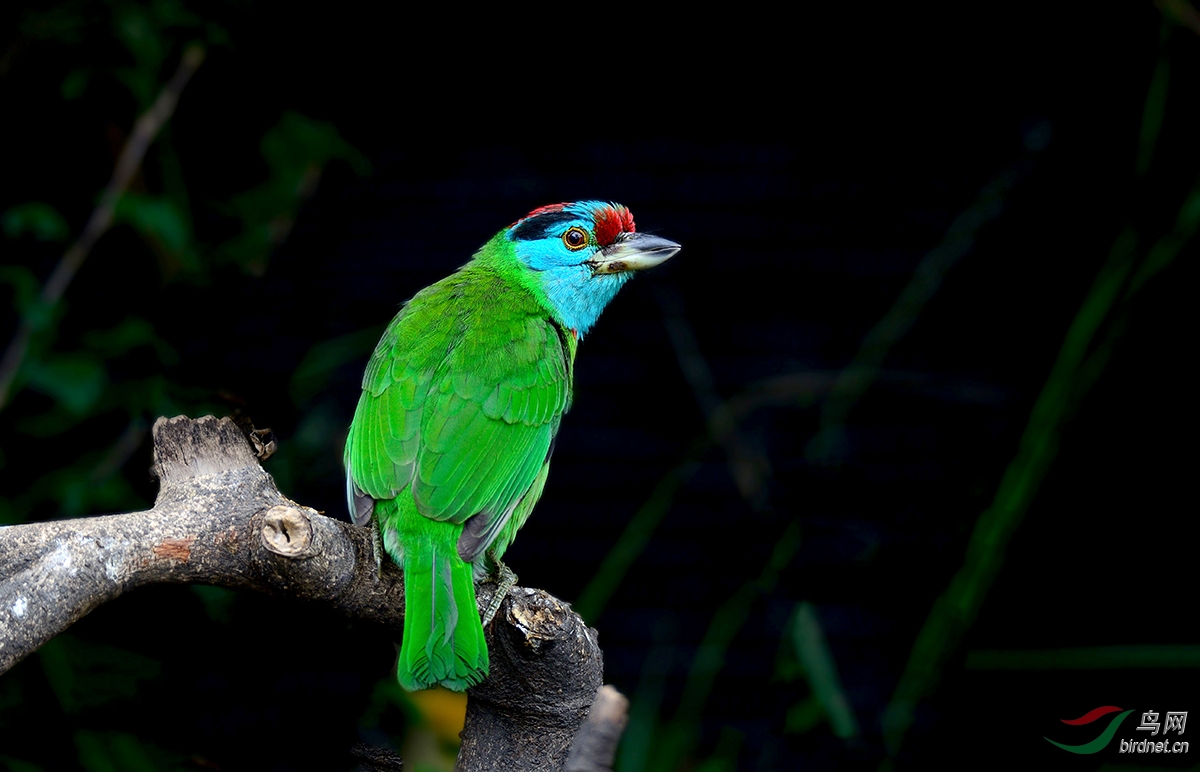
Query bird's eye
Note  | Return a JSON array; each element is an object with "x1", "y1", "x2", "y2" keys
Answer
[{"x1": 562, "y1": 227, "x2": 589, "y2": 250}]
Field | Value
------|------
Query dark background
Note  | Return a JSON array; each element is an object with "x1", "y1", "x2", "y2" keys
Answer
[{"x1": 2, "y1": 2, "x2": 1197, "y2": 770}]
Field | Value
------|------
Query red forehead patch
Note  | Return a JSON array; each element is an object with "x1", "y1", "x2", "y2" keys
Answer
[{"x1": 592, "y1": 205, "x2": 636, "y2": 247}]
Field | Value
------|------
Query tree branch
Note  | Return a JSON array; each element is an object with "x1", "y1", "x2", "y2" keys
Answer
[{"x1": 0, "y1": 415, "x2": 623, "y2": 772}]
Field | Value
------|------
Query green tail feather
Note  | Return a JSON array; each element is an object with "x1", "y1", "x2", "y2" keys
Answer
[{"x1": 389, "y1": 502, "x2": 488, "y2": 691}]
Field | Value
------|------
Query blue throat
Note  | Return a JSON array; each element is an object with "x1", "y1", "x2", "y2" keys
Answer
[{"x1": 534, "y1": 264, "x2": 632, "y2": 338}]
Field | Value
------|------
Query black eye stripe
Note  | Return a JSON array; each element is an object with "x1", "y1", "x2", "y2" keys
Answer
[{"x1": 510, "y1": 211, "x2": 580, "y2": 242}]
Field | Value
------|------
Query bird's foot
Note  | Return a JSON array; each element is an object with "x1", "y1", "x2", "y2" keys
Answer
[
  {"x1": 481, "y1": 554, "x2": 517, "y2": 626},
  {"x1": 370, "y1": 520, "x2": 384, "y2": 578}
]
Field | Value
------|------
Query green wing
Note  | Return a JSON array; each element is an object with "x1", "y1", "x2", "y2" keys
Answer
[{"x1": 345, "y1": 267, "x2": 573, "y2": 558}]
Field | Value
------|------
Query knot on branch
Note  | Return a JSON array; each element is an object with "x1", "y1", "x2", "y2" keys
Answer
[
  {"x1": 507, "y1": 587, "x2": 574, "y2": 653},
  {"x1": 260, "y1": 506, "x2": 315, "y2": 558},
  {"x1": 458, "y1": 587, "x2": 613, "y2": 769},
  {"x1": 470, "y1": 588, "x2": 603, "y2": 720}
]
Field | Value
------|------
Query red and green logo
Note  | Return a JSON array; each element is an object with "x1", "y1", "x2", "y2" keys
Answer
[{"x1": 1045, "y1": 706, "x2": 1135, "y2": 754}]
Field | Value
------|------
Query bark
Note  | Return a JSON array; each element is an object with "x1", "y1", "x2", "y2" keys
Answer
[{"x1": 0, "y1": 415, "x2": 625, "y2": 772}]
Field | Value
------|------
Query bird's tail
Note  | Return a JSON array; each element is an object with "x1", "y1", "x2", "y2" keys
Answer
[{"x1": 389, "y1": 501, "x2": 488, "y2": 692}]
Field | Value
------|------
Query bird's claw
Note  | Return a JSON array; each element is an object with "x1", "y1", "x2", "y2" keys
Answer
[
  {"x1": 481, "y1": 554, "x2": 517, "y2": 626},
  {"x1": 370, "y1": 520, "x2": 384, "y2": 578}
]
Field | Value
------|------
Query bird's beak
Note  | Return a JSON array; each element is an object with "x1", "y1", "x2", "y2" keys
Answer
[{"x1": 589, "y1": 232, "x2": 681, "y2": 274}]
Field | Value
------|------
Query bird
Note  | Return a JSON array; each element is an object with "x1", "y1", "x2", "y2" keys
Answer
[{"x1": 344, "y1": 201, "x2": 680, "y2": 691}]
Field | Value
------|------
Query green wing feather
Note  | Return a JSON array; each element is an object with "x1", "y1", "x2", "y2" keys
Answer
[{"x1": 415, "y1": 314, "x2": 568, "y2": 524}]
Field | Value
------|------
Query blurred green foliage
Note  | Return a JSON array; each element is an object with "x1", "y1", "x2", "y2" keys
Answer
[
  {"x1": 1, "y1": 1, "x2": 367, "y2": 768},
  {"x1": 0, "y1": 0, "x2": 368, "y2": 522},
  {"x1": 37, "y1": 635, "x2": 161, "y2": 715},
  {"x1": 586, "y1": 19, "x2": 1197, "y2": 771},
  {"x1": 3, "y1": 203, "x2": 70, "y2": 241}
]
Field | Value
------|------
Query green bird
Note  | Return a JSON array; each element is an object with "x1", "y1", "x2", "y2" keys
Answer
[{"x1": 344, "y1": 201, "x2": 680, "y2": 691}]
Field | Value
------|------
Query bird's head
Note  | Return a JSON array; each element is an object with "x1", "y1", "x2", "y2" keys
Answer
[{"x1": 502, "y1": 201, "x2": 681, "y2": 337}]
